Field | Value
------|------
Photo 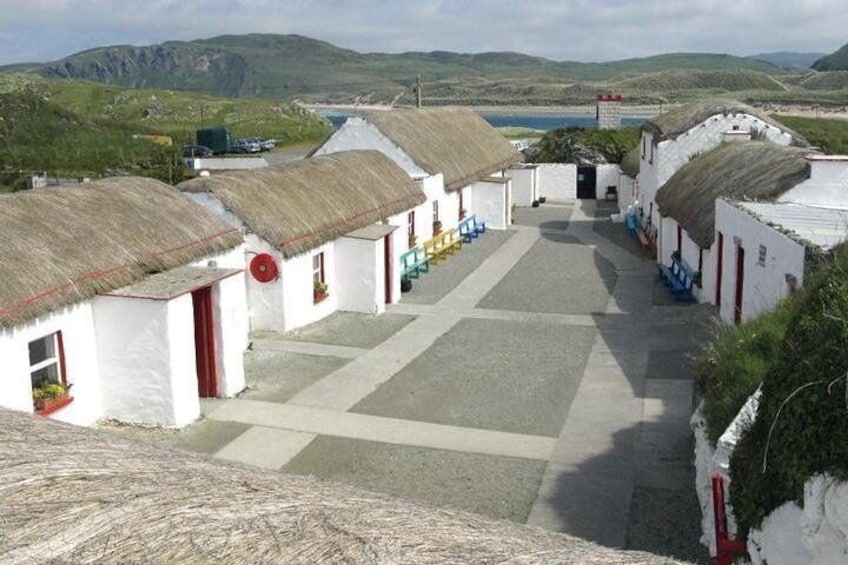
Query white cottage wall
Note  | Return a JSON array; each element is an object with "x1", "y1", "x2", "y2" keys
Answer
[
  {"x1": 714, "y1": 200, "x2": 806, "y2": 323},
  {"x1": 780, "y1": 157, "x2": 848, "y2": 209},
  {"x1": 281, "y1": 243, "x2": 337, "y2": 331},
  {"x1": 537, "y1": 164, "x2": 577, "y2": 201},
  {"x1": 596, "y1": 165, "x2": 621, "y2": 202},
  {"x1": 335, "y1": 236, "x2": 383, "y2": 315},
  {"x1": 0, "y1": 302, "x2": 102, "y2": 426},
  {"x1": 470, "y1": 180, "x2": 511, "y2": 229},
  {"x1": 212, "y1": 272, "x2": 248, "y2": 397},
  {"x1": 165, "y1": 294, "x2": 202, "y2": 427},
  {"x1": 94, "y1": 296, "x2": 190, "y2": 427},
  {"x1": 243, "y1": 235, "x2": 288, "y2": 332},
  {"x1": 509, "y1": 167, "x2": 538, "y2": 206}
]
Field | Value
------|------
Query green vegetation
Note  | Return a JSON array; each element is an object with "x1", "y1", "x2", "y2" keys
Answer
[
  {"x1": 694, "y1": 304, "x2": 796, "y2": 445},
  {"x1": 729, "y1": 246, "x2": 848, "y2": 534},
  {"x1": 0, "y1": 74, "x2": 331, "y2": 191},
  {"x1": 531, "y1": 126, "x2": 640, "y2": 164},
  {"x1": 812, "y1": 41, "x2": 848, "y2": 71},
  {"x1": 770, "y1": 114, "x2": 848, "y2": 154}
]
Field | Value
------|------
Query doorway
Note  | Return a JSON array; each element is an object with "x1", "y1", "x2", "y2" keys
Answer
[
  {"x1": 576, "y1": 166, "x2": 597, "y2": 199},
  {"x1": 734, "y1": 245, "x2": 745, "y2": 325},
  {"x1": 384, "y1": 234, "x2": 393, "y2": 304},
  {"x1": 192, "y1": 286, "x2": 218, "y2": 397}
]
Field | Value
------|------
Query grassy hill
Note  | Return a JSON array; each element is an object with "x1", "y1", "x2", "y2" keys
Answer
[
  {"x1": 812, "y1": 42, "x2": 848, "y2": 71},
  {"x1": 0, "y1": 74, "x2": 331, "y2": 191},
  {"x1": 0, "y1": 33, "x2": 790, "y2": 105},
  {"x1": 750, "y1": 51, "x2": 825, "y2": 69}
]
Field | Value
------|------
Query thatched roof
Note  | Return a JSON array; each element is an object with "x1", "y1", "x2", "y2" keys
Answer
[
  {"x1": 621, "y1": 146, "x2": 640, "y2": 178},
  {"x1": 179, "y1": 150, "x2": 425, "y2": 259},
  {"x1": 363, "y1": 107, "x2": 522, "y2": 191},
  {"x1": 0, "y1": 178, "x2": 242, "y2": 329},
  {"x1": 0, "y1": 409, "x2": 687, "y2": 564},
  {"x1": 643, "y1": 99, "x2": 807, "y2": 145},
  {"x1": 656, "y1": 142, "x2": 812, "y2": 248}
]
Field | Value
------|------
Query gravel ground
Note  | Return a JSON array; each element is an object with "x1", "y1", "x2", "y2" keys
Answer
[
  {"x1": 477, "y1": 233, "x2": 617, "y2": 314},
  {"x1": 278, "y1": 311, "x2": 416, "y2": 349},
  {"x1": 282, "y1": 436, "x2": 548, "y2": 522},
  {"x1": 402, "y1": 230, "x2": 514, "y2": 305},
  {"x1": 242, "y1": 350, "x2": 349, "y2": 403},
  {"x1": 351, "y1": 318, "x2": 596, "y2": 437},
  {"x1": 592, "y1": 202, "x2": 645, "y2": 259}
]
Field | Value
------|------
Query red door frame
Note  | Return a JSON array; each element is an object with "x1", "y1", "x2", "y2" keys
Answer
[
  {"x1": 192, "y1": 286, "x2": 218, "y2": 398},
  {"x1": 384, "y1": 234, "x2": 393, "y2": 304},
  {"x1": 734, "y1": 245, "x2": 745, "y2": 325},
  {"x1": 677, "y1": 224, "x2": 682, "y2": 255},
  {"x1": 715, "y1": 232, "x2": 724, "y2": 306}
]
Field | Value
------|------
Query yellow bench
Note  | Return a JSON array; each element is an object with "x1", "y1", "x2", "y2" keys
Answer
[{"x1": 422, "y1": 228, "x2": 462, "y2": 263}]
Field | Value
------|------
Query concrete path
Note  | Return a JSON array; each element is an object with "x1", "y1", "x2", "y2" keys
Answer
[{"x1": 136, "y1": 199, "x2": 710, "y2": 561}]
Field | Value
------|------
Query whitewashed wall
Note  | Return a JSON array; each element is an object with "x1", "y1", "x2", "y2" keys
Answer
[
  {"x1": 335, "y1": 236, "x2": 383, "y2": 315},
  {"x1": 640, "y1": 114, "x2": 794, "y2": 228},
  {"x1": 537, "y1": 163, "x2": 577, "y2": 201},
  {"x1": 386, "y1": 210, "x2": 413, "y2": 302},
  {"x1": 780, "y1": 157, "x2": 848, "y2": 209},
  {"x1": 0, "y1": 302, "x2": 102, "y2": 426},
  {"x1": 281, "y1": 242, "x2": 337, "y2": 331},
  {"x1": 470, "y1": 179, "x2": 511, "y2": 229},
  {"x1": 618, "y1": 176, "x2": 637, "y2": 215},
  {"x1": 186, "y1": 157, "x2": 267, "y2": 171},
  {"x1": 508, "y1": 166, "x2": 539, "y2": 206},
  {"x1": 94, "y1": 295, "x2": 200, "y2": 428},
  {"x1": 596, "y1": 164, "x2": 621, "y2": 201},
  {"x1": 713, "y1": 200, "x2": 806, "y2": 323}
]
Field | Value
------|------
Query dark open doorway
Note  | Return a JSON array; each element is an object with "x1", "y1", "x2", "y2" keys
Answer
[{"x1": 577, "y1": 166, "x2": 597, "y2": 199}]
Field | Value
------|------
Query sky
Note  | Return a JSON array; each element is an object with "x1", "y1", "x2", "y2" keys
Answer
[{"x1": 0, "y1": 0, "x2": 846, "y2": 66}]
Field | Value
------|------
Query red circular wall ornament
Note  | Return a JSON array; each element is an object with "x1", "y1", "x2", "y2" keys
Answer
[{"x1": 250, "y1": 253, "x2": 278, "y2": 283}]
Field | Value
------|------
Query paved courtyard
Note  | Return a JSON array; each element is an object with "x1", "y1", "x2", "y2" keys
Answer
[{"x1": 107, "y1": 200, "x2": 713, "y2": 562}]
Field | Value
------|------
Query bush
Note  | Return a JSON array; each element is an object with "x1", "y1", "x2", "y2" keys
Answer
[{"x1": 729, "y1": 245, "x2": 848, "y2": 534}]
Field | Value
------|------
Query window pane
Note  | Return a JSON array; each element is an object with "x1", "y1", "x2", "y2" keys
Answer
[
  {"x1": 312, "y1": 254, "x2": 320, "y2": 271},
  {"x1": 31, "y1": 363, "x2": 59, "y2": 388},
  {"x1": 29, "y1": 335, "x2": 55, "y2": 366}
]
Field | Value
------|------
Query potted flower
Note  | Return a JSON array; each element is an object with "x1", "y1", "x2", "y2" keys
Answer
[
  {"x1": 433, "y1": 220, "x2": 443, "y2": 235},
  {"x1": 408, "y1": 233, "x2": 418, "y2": 248},
  {"x1": 313, "y1": 280, "x2": 329, "y2": 303},
  {"x1": 32, "y1": 381, "x2": 72, "y2": 413},
  {"x1": 459, "y1": 208, "x2": 467, "y2": 220}
]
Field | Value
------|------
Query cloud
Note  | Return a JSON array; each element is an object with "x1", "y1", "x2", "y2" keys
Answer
[{"x1": 0, "y1": 0, "x2": 845, "y2": 65}]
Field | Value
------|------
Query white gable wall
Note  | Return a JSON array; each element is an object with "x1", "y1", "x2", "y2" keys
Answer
[
  {"x1": 509, "y1": 166, "x2": 539, "y2": 206},
  {"x1": 0, "y1": 302, "x2": 102, "y2": 426},
  {"x1": 335, "y1": 236, "x2": 384, "y2": 315},
  {"x1": 714, "y1": 200, "x2": 806, "y2": 323},
  {"x1": 282, "y1": 242, "x2": 337, "y2": 331},
  {"x1": 470, "y1": 180, "x2": 511, "y2": 229},
  {"x1": 596, "y1": 164, "x2": 621, "y2": 201},
  {"x1": 779, "y1": 157, "x2": 848, "y2": 209},
  {"x1": 537, "y1": 164, "x2": 577, "y2": 201}
]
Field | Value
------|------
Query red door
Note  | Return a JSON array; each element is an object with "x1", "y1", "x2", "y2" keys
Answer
[
  {"x1": 734, "y1": 246, "x2": 745, "y2": 325},
  {"x1": 384, "y1": 234, "x2": 393, "y2": 304},
  {"x1": 192, "y1": 286, "x2": 218, "y2": 397},
  {"x1": 715, "y1": 232, "x2": 724, "y2": 306}
]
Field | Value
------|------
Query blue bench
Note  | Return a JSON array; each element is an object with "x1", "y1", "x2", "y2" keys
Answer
[
  {"x1": 458, "y1": 214, "x2": 486, "y2": 243},
  {"x1": 659, "y1": 253, "x2": 695, "y2": 301},
  {"x1": 400, "y1": 247, "x2": 430, "y2": 279}
]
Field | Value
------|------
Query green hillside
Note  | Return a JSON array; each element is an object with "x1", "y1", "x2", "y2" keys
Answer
[
  {"x1": 812, "y1": 42, "x2": 848, "y2": 71},
  {"x1": 1, "y1": 33, "x2": 787, "y2": 105}
]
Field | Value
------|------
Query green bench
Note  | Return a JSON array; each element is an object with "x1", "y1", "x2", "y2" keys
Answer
[{"x1": 401, "y1": 246, "x2": 430, "y2": 279}]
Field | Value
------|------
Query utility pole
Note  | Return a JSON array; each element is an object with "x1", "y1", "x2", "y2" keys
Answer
[{"x1": 416, "y1": 74, "x2": 422, "y2": 109}]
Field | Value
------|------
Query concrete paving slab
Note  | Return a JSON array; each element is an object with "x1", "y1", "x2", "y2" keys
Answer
[
  {"x1": 402, "y1": 230, "x2": 514, "y2": 305},
  {"x1": 283, "y1": 436, "x2": 548, "y2": 522},
  {"x1": 513, "y1": 205, "x2": 574, "y2": 230},
  {"x1": 207, "y1": 399, "x2": 555, "y2": 461},
  {"x1": 250, "y1": 337, "x2": 367, "y2": 359},
  {"x1": 242, "y1": 349, "x2": 349, "y2": 403},
  {"x1": 477, "y1": 233, "x2": 617, "y2": 315},
  {"x1": 278, "y1": 311, "x2": 416, "y2": 349},
  {"x1": 215, "y1": 426, "x2": 316, "y2": 470},
  {"x1": 627, "y1": 486, "x2": 707, "y2": 563},
  {"x1": 391, "y1": 302, "x2": 597, "y2": 327},
  {"x1": 352, "y1": 318, "x2": 596, "y2": 437}
]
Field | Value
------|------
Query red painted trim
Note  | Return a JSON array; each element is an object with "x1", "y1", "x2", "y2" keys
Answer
[
  {"x1": 192, "y1": 287, "x2": 218, "y2": 398},
  {"x1": 35, "y1": 394, "x2": 74, "y2": 417},
  {"x1": 712, "y1": 475, "x2": 747, "y2": 564},
  {"x1": 0, "y1": 228, "x2": 240, "y2": 318},
  {"x1": 384, "y1": 234, "x2": 393, "y2": 304},
  {"x1": 56, "y1": 330, "x2": 68, "y2": 386}
]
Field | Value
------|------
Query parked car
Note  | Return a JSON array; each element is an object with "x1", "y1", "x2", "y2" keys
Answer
[
  {"x1": 244, "y1": 137, "x2": 275, "y2": 151},
  {"x1": 182, "y1": 144, "x2": 214, "y2": 158},
  {"x1": 230, "y1": 139, "x2": 262, "y2": 154}
]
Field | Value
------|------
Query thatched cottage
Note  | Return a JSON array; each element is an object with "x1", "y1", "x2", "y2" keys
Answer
[
  {"x1": 310, "y1": 106, "x2": 521, "y2": 234},
  {"x1": 0, "y1": 408, "x2": 688, "y2": 564},
  {"x1": 635, "y1": 99, "x2": 804, "y2": 236},
  {"x1": 0, "y1": 178, "x2": 249, "y2": 428},
  {"x1": 179, "y1": 150, "x2": 426, "y2": 332},
  {"x1": 713, "y1": 154, "x2": 848, "y2": 323},
  {"x1": 654, "y1": 142, "x2": 817, "y2": 321}
]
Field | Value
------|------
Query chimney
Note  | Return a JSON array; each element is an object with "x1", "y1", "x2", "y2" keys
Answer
[{"x1": 805, "y1": 154, "x2": 848, "y2": 184}]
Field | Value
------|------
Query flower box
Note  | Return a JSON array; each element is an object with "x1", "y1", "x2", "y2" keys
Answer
[{"x1": 33, "y1": 382, "x2": 73, "y2": 416}]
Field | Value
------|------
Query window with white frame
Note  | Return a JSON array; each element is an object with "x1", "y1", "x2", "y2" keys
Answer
[
  {"x1": 312, "y1": 252, "x2": 327, "y2": 301},
  {"x1": 29, "y1": 332, "x2": 65, "y2": 389}
]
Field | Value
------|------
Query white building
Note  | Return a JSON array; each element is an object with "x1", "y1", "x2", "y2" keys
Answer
[
  {"x1": 596, "y1": 94, "x2": 622, "y2": 130},
  {"x1": 0, "y1": 177, "x2": 249, "y2": 428},
  {"x1": 637, "y1": 100, "x2": 803, "y2": 237},
  {"x1": 310, "y1": 106, "x2": 521, "y2": 235},
  {"x1": 713, "y1": 155, "x2": 848, "y2": 323},
  {"x1": 179, "y1": 150, "x2": 426, "y2": 332},
  {"x1": 654, "y1": 142, "x2": 813, "y2": 316}
]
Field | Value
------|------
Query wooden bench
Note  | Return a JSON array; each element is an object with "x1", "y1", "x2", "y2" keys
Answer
[
  {"x1": 422, "y1": 228, "x2": 462, "y2": 263},
  {"x1": 400, "y1": 246, "x2": 430, "y2": 279},
  {"x1": 659, "y1": 253, "x2": 695, "y2": 301},
  {"x1": 458, "y1": 216, "x2": 480, "y2": 243}
]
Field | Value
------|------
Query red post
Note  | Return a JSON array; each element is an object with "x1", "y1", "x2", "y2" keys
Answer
[{"x1": 712, "y1": 474, "x2": 747, "y2": 564}]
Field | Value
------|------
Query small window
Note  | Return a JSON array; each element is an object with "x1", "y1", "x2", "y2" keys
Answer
[
  {"x1": 313, "y1": 252, "x2": 327, "y2": 303},
  {"x1": 732, "y1": 125, "x2": 741, "y2": 131},
  {"x1": 29, "y1": 332, "x2": 65, "y2": 389},
  {"x1": 432, "y1": 200, "x2": 439, "y2": 223},
  {"x1": 642, "y1": 136, "x2": 646, "y2": 159},
  {"x1": 758, "y1": 245, "x2": 767, "y2": 267},
  {"x1": 649, "y1": 143, "x2": 654, "y2": 164},
  {"x1": 407, "y1": 211, "x2": 416, "y2": 247}
]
